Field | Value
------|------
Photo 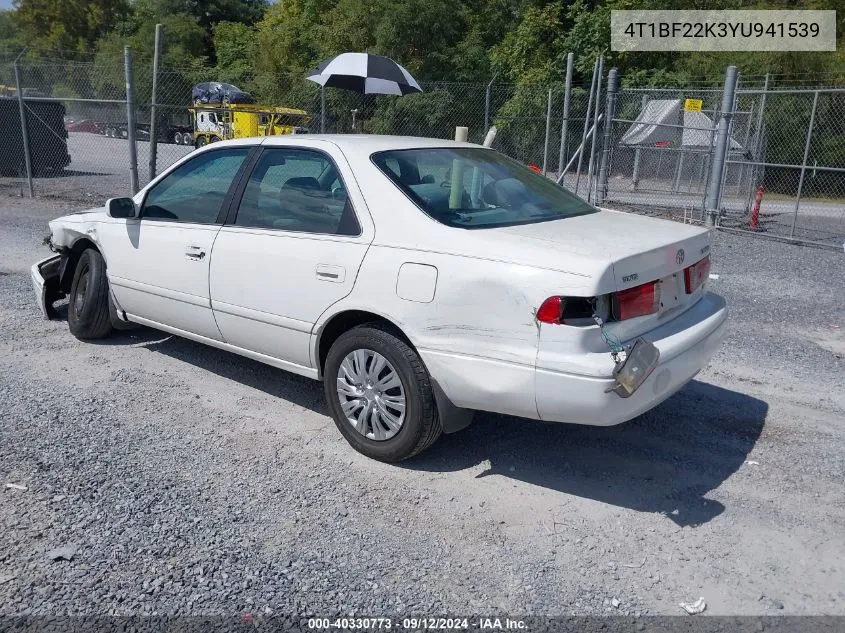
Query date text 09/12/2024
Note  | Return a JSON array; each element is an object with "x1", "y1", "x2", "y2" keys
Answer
[{"x1": 307, "y1": 617, "x2": 528, "y2": 630}]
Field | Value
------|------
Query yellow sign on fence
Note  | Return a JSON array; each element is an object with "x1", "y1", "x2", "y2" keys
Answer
[{"x1": 684, "y1": 98, "x2": 703, "y2": 112}]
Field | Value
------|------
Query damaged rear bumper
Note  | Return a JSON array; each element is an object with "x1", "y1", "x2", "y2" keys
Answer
[{"x1": 30, "y1": 254, "x2": 63, "y2": 319}]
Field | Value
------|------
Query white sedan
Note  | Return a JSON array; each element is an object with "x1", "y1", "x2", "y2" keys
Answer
[{"x1": 32, "y1": 135, "x2": 727, "y2": 461}]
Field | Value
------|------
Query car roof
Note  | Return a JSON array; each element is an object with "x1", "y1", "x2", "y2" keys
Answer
[{"x1": 256, "y1": 134, "x2": 484, "y2": 153}]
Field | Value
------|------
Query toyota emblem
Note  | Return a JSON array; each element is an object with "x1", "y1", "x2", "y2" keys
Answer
[{"x1": 676, "y1": 249, "x2": 685, "y2": 265}]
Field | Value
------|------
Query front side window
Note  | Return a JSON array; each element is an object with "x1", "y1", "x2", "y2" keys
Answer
[
  {"x1": 234, "y1": 148, "x2": 359, "y2": 236},
  {"x1": 141, "y1": 148, "x2": 250, "y2": 223},
  {"x1": 372, "y1": 147, "x2": 597, "y2": 229}
]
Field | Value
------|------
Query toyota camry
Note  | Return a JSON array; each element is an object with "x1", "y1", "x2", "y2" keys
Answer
[{"x1": 32, "y1": 135, "x2": 727, "y2": 461}]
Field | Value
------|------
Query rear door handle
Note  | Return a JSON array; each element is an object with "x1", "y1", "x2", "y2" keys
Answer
[
  {"x1": 185, "y1": 245, "x2": 206, "y2": 261},
  {"x1": 316, "y1": 264, "x2": 345, "y2": 282}
]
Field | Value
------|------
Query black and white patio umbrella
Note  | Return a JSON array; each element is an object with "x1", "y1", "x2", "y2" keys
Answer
[{"x1": 306, "y1": 53, "x2": 422, "y2": 95}]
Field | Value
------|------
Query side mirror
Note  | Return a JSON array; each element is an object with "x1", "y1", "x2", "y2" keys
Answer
[{"x1": 106, "y1": 197, "x2": 137, "y2": 219}]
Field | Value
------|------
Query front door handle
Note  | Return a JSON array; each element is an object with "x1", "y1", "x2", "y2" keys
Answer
[{"x1": 185, "y1": 245, "x2": 206, "y2": 261}]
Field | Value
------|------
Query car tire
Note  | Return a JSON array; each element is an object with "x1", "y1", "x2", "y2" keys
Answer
[
  {"x1": 196, "y1": 136, "x2": 207, "y2": 148},
  {"x1": 68, "y1": 249, "x2": 113, "y2": 340},
  {"x1": 173, "y1": 131, "x2": 183, "y2": 145},
  {"x1": 324, "y1": 324, "x2": 442, "y2": 462},
  {"x1": 182, "y1": 132, "x2": 193, "y2": 145}
]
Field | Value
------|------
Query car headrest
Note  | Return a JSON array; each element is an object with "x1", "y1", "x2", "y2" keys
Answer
[
  {"x1": 482, "y1": 178, "x2": 527, "y2": 208},
  {"x1": 283, "y1": 176, "x2": 320, "y2": 191}
]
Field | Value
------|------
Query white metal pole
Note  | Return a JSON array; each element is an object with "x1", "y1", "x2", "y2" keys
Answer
[
  {"x1": 13, "y1": 52, "x2": 34, "y2": 198},
  {"x1": 790, "y1": 90, "x2": 819, "y2": 239},
  {"x1": 704, "y1": 65, "x2": 738, "y2": 225},
  {"x1": 125, "y1": 46, "x2": 139, "y2": 194},
  {"x1": 148, "y1": 24, "x2": 163, "y2": 180},
  {"x1": 586, "y1": 56, "x2": 604, "y2": 202},
  {"x1": 557, "y1": 52, "x2": 574, "y2": 179},
  {"x1": 542, "y1": 88, "x2": 553, "y2": 175},
  {"x1": 574, "y1": 57, "x2": 600, "y2": 197}
]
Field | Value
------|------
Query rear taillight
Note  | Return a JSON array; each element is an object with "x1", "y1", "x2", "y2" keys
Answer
[
  {"x1": 536, "y1": 296, "x2": 564, "y2": 324},
  {"x1": 684, "y1": 255, "x2": 711, "y2": 294},
  {"x1": 536, "y1": 296, "x2": 602, "y2": 325},
  {"x1": 612, "y1": 281, "x2": 661, "y2": 321}
]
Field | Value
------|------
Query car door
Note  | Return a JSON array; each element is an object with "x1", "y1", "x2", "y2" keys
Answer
[
  {"x1": 209, "y1": 144, "x2": 372, "y2": 369},
  {"x1": 98, "y1": 146, "x2": 253, "y2": 340}
]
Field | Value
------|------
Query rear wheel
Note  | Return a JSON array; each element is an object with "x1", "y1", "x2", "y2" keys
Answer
[
  {"x1": 173, "y1": 130, "x2": 183, "y2": 145},
  {"x1": 324, "y1": 325, "x2": 441, "y2": 462},
  {"x1": 195, "y1": 136, "x2": 208, "y2": 148},
  {"x1": 182, "y1": 132, "x2": 193, "y2": 145},
  {"x1": 68, "y1": 249, "x2": 112, "y2": 340}
]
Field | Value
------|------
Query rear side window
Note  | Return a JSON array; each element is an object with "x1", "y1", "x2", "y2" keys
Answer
[
  {"x1": 233, "y1": 148, "x2": 360, "y2": 236},
  {"x1": 141, "y1": 148, "x2": 249, "y2": 223}
]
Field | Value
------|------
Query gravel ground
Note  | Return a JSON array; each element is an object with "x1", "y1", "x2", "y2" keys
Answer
[{"x1": 1, "y1": 193, "x2": 844, "y2": 618}]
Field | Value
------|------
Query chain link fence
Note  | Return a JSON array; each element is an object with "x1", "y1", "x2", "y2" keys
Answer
[
  {"x1": 596, "y1": 80, "x2": 845, "y2": 248},
  {"x1": 0, "y1": 52, "x2": 128, "y2": 201},
  {"x1": 600, "y1": 87, "x2": 754, "y2": 216},
  {"x1": 720, "y1": 87, "x2": 845, "y2": 247},
  {"x1": 1, "y1": 47, "x2": 843, "y2": 250}
]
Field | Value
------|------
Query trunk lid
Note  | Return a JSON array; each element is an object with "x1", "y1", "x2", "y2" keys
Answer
[
  {"x1": 491, "y1": 208, "x2": 711, "y2": 293},
  {"x1": 490, "y1": 208, "x2": 712, "y2": 339}
]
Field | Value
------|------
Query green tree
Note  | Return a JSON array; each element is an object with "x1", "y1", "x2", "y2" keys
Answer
[
  {"x1": 490, "y1": 1, "x2": 568, "y2": 85},
  {"x1": 213, "y1": 21, "x2": 257, "y2": 86},
  {"x1": 13, "y1": 0, "x2": 129, "y2": 53},
  {"x1": 0, "y1": 10, "x2": 23, "y2": 51},
  {"x1": 92, "y1": 12, "x2": 207, "y2": 104},
  {"x1": 372, "y1": 0, "x2": 465, "y2": 79},
  {"x1": 316, "y1": 0, "x2": 469, "y2": 80},
  {"x1": 449, "y1": 0, "x2": 520, "y2": 81},
  {"x1": 255, "y1": 0, "x2": 324, "y2": 78}
]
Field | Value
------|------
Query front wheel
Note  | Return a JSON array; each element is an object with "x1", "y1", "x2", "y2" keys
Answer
[
  {"x1": 68, "y1": 249, "x2": 113, "y2": 340},
  {"x1": 324, "y1": 325, "x2": 442, "y2": 462},
  {"x1": 195, "y1": 136, "x2": 208, "y2": 148}
]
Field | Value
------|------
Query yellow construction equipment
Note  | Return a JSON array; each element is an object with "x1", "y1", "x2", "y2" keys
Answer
[
  {"x1": 190, "y1": 83, "x2": 309, "y2": 147},
  {"x1": 191, "y1": 104, "x2": 310, "y2": 147}
]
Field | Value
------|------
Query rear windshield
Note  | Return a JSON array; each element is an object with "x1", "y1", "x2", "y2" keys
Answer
[{"x1": 371, "y1": 147, "x2": 596, "y2": 229}]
